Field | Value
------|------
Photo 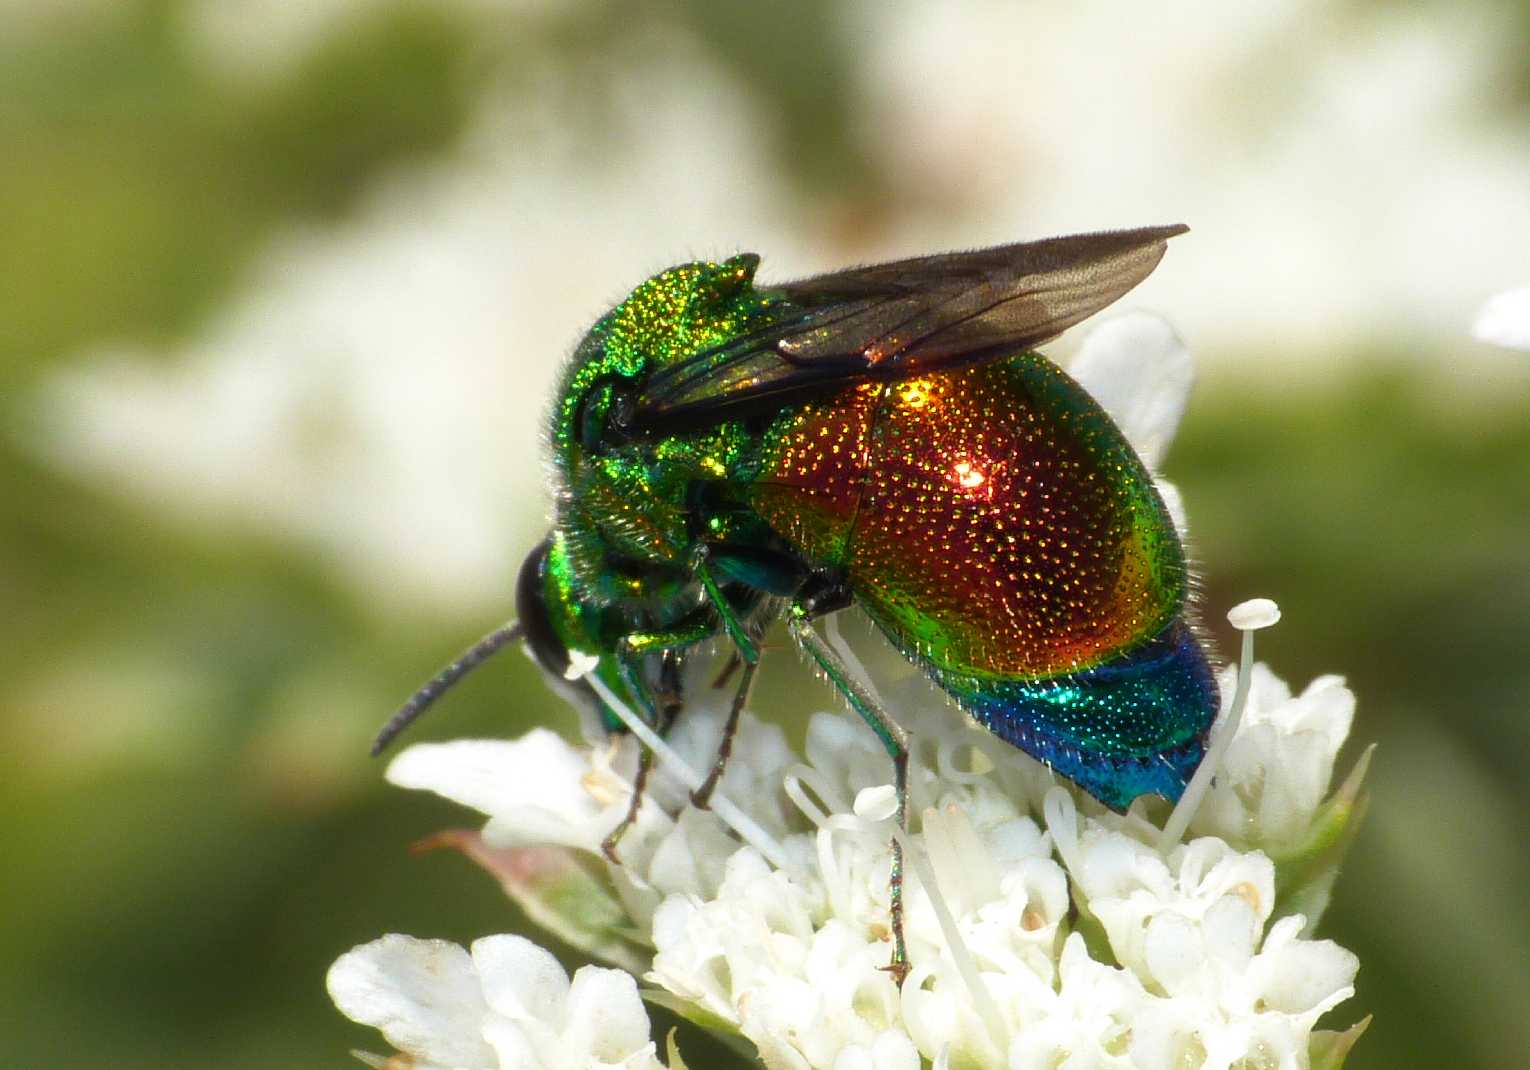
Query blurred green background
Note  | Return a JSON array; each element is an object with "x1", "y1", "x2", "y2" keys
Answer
[{"x1": 2, "y1": 2, "x2": 1527, "y2": 1068}]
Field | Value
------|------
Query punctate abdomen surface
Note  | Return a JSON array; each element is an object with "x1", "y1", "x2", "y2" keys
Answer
[{"x1": 750, "y1": 355, "x2": 1187, "y2": 679}]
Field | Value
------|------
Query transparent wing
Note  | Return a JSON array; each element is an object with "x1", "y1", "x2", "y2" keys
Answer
[{"x1": 634, "y1": 224, "x2": 1187, "y2": 421}]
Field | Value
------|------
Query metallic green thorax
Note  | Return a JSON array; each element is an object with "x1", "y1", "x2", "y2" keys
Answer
[
  {"x1": 550, "y1": 255, "x2": 778, "y2": 576},
  {"x1": 545, "y1": 256, "x2": 786, "y2": 717}
]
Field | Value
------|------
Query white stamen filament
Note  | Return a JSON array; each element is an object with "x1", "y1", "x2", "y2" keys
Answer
[
  {"x1": 581, "y1": 668, "x2": 794, "y2": 871},
  {"x1": 935, "y1": 736, "x2": 995, "y2": 786},
  {"x1": 887, "y1": 820, "x2": 1008, "y2": 1051},
  {"x1": 1043, "y1": 787, "x2": 1084, "y2": 878},
  {"x1": 1157, "y1": 600, "x2": 1274, "y2": 852},
  {"x1": 783, "y1": 764, "x2": 837, "y2": 829},
  {"x1": 922, "y1": 803, "x2": 1001, "y2": 914},
  {"x1": 817, "y1": 845, "x2": 852, "y2": 923},
  {"x1": 785, "y1": 764, "x2": 873, "y2": 922},
  {"x1": 827, "y1": 811, "x2": 890, "y2": 926},
  {"x1": 823, "y1": 612, "x2": 891, "y2": 711}
]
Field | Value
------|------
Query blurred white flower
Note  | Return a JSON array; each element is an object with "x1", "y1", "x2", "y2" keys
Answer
[
  {"x1": 1070, "y1": 311, "x2": 1194, "y2": 537},
  {"x1": 328, "y1": 933, "x2": 664, "y2": 1070},
  {"x1": 387, "y1": 731, "x2": 615, "y2": 856},
  {"x1": 1473, "y1": 287, "x2": 1530, "y2": 350},
  {"x1": 30, "y1": 34, "x2": 812, "y2": 616},
  {"x1": 1069, "y1": 311, "x2": 1193, "y2": 471},
  {"x1": 857, "y1": 2, "x2": 1530, "y2": 358}
]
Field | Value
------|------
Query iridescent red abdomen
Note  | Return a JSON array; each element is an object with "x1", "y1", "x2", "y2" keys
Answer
[
  {"x1": 748, "y1": 353, "x2": 1215, "y2": 809},
  {"x1": 751, "y1": 353, "x2": 1185, "y2": 674}
]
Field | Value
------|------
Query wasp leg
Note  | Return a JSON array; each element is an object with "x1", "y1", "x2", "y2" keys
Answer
[
  {"x1": 656, "y1": 649, "x2": 685, "y2": 713},
  {"x1": 695, "y1": 559, "x2": 760, "y2": 665},
  {"x1": 691, "y1": 658, "x2": 758, "y2": 809},
  {"x1": 602, "y1": 745, "x2": 659, "y2": 865},
  {"x1": 786, "y1": 601, "x2": 911, "y2": 986},
  {"x1": 602, "y1": 658, "x2": 661, "y2": 865},
  {"x1": 602, "y1": 655, "x2": 685, "y2": 864},
  {"x1": 690, "y1": 559, "x2": 771, "y2": 810},
  {"x1": 710, "y1": 652, "x2": 742, "y2": 690},
  {"x1": 600, "y1": 622, "x2": 711, "y2": 865}
]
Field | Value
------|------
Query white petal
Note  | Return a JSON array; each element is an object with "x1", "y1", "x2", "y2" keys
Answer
[
  {"x1": 387, "y1": 733, "x2": 608, "y2": 852},
  {"x1": 1255, "y1": 734, "x2": 1328, "y2": 841},
  {"x1": 1128, "y1": 1007, "x2": 1200, "y2": 1070},
  {"x1": 752, "y1": 1029, "x2": 814, "y2": 1070},
  {"x1": 1473, "y1": 287, "x2": 1530, "y2": 350},
  {"x1": 1074, "y1": 823, "x2": 1166, "y2": 900},
  {"x1": 1290, "y1": 675, "x2": 1356, "y2": 749},
  {"x1": 327, "y1": 935, "x2": 496, "y2": 1069},
  {"x1": 1253, "y1": 920, "x2": 1359, "y2": 1016},
  {"x1": 646, "y1": 806, "x2": 739, "y2": 900},
  {"x1": 648, "y1": 895, "x2": 740, "y2": 1022},
  {"x1": 832, "y1": 1045, "x2": 875, "y2": 1070},
  {"x1": 1142, "y1": 912, "x2": 1201, "y2": 994},
  {"x1": 870, "y1": 1029, "x2": 922, "y2": 1070},
  {"x1": 833, "y1": 1031, "x2": 920, "y2": 1070},
  {"x1": 1240, "y1": 662, "x2": 1294, "y2": 713},
  {"x1": 472, "y1": 934, "x2": 570, "y2": 1027},
  {"x1": 803, "y1": 711, "x2": 893, "y2": 804},
  {"x1": 1202, "y1": 894, "x2": 1259, "y2": 972},
  {"x1": 661, "y1": 707, "x2": 800, "y2": 834},
  {"x1": 563, "y1": 965, "x2": 656, "y2": 1063},
  {"x1": 1194, "y1": 665, "x2": 1359, "y2": 847},
  {"x1": 481, "y1": 1017, "x2": 545, "y2": 1070},
  {"x1": 1068, "y1": 311, "x2": 1193, "y2": 468},
  {"x1": 1154, "y1": 477, "x2": 1189, "y2": 538}
]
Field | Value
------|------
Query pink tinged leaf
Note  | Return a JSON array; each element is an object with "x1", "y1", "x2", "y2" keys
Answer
[{"x1": 413, "y1": 829, "x2": 649, "y2": 974}]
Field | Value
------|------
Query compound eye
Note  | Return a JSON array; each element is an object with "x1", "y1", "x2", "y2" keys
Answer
[{"x1": 515, "y1": 539, "x2": 571, "y2": 680}]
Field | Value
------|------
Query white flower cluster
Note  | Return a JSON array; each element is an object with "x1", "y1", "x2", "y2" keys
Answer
[
  {"x1": 327, "y1": 315, "x2": 1369, "y2": 1069},
  {"x1": 331, "y1": 650, "x2": 1367, "y2": 1070}
]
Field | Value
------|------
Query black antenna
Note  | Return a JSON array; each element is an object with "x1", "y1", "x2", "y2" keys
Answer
[{"x1": 371, "y1": 621, "x2": 524, "y2": 756}]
